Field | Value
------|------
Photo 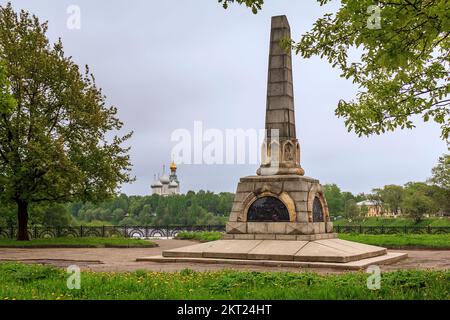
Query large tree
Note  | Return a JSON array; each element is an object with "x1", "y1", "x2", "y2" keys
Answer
[
  {"x1": 322, "y1": 184, "x2": 344, "y2": 217},
  {"x1": 373, "y1": 185, "x2": 405, "y2": 215},
  {"x1": 402, "y1": 182, "x2": 438, "y2": 222},
  {"x1": 0, "y1": 4, "x2": 133, "y2": 240},
  {"x1": 219, "y1": 0, "x2": 450, "y2": 140},
  {"x1": 429, "y1": 154, "x2": 450, "y2": 190},
  {"x1": 343, "y1": 198, "x2": 360, "y2": 220},
  {"x1": 428, "y1": 153, "x2": 450, "y2": 213}
]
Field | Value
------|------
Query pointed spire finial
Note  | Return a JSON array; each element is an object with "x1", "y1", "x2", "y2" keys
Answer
[{"x1": 266, "y1": 15, "x2": 295, "y2": 139}]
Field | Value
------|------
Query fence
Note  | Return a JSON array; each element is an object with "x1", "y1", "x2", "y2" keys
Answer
[
  {"x1": 0, "y1": 225, "x2": 449, "y2": 239},
  {"x1": 0, "y1": 225, "x2": 226, "y2": 240}
]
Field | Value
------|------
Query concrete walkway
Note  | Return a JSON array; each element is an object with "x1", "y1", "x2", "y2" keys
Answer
[{"x1": 0, "y1": 240, "x2": 448, "y2": 274}]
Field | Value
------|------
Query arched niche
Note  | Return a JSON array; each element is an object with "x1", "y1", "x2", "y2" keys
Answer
[
  {"x1": 296, "y1": 142, "x2": 301, "y2": 166},
  {"x1": 312, "y1": 197, "x2": 324, "y2": 222},
  {"x1": 243, "y1": 191, "x2": 296, "y2": 222},
  {"x1": 282, "y1": 140, "x2": 295, "y2": 162},
  {"x1": 307, "y1": 184, "x2": 330, "y2": 222},
  {"x1": 247, "y1": 196, "x2": 290, "y2": 222},
  {"x1": 260, "y1": 140, "x2": 270, "y2": 166}
]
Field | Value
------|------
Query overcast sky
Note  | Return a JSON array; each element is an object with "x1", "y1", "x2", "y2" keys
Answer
[{"x1": 8, "y1": 0, "x2": 448, "y2": 195}]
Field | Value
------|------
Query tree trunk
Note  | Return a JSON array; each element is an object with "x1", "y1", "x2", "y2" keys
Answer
[{"x1": 17, "y1": 200, "x2": 30, "y2": 241}]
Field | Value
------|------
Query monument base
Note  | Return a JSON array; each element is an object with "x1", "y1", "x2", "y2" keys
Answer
[
  {"x1": 137, "y1": 239, "x2": 408, "y2": 270},
  {"x1": 223, "y1": 232, "x2": 338, "y2": 241}
]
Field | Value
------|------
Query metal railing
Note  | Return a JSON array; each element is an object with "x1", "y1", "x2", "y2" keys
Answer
[
  {"x1": 0, "y1": 225, "x2": 226, "y2": 239},
  {"x1": 0, "y1": 224, "x2": 448, "y2": 239}
]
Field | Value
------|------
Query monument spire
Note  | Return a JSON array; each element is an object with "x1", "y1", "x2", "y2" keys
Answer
[
  {"x1": 266, "y1": 15, "x2": 296, "y2": 140},
  {"x1": 258, "y1": 15, "x2": 304, "y2": 176}
]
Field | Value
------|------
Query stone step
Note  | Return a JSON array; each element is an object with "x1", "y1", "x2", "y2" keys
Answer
[
  {"x1": 137, "y1": 252, "x2": 408, "y2": 271},
  {"x1": 159, "y1": 239, "x2": 388, "y2": 263}
]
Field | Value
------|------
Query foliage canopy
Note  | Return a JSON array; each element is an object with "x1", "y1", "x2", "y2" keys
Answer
[
  {"x1": 0, "y1": 4, "x2": 133, "y2": 239},
  {"x1": 219, "y1": 0, "x2": 450, "y2": 140}
]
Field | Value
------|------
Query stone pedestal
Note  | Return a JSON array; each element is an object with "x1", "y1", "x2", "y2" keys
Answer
[{"x1": 226, "y1": 175, "x2": 333, "y2": 239}]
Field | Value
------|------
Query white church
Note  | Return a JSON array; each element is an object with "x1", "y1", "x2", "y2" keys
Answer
[{"x1": 151, "y1": 161, "x2": 180, "y2": 196}]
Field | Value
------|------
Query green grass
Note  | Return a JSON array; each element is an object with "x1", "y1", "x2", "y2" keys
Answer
[
  {"x1": 333, "y1": 217, "x2": 450, "y2": 227},
  {"x1": 339, "y1": 234, "x2": 450, "y2": 249},
  {"x1": 175, "y1": 231, "x2": 222, "y2": 242},
  {"x1": 0, "y1": 237, "x2": 157, "y2": 248},
  {"x1": 0, "y1": 262, "x2": 448, "y2": 300}
]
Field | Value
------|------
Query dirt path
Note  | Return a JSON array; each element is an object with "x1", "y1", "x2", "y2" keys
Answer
[{"x1": 0, "y1": 240, "x2": 448, "y2": 274}]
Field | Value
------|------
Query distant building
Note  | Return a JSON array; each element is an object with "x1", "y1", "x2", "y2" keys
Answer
[
  {"x1": 357, "y1": 200, "x2": 398, "y2": 217},
  {"x1": 357, "y1": 200, "x2": 382, "y2": 217},
  {"x1": 151, "y1": 161, "x2": 180, "y2": 196}
]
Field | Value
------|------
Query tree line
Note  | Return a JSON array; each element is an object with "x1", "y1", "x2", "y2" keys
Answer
[
  {"x1": 0, "y1": 191, "x2": 234, "y2": 227},
  {"x1": 324, "y1": 154, "x2": 450, "y2": 222},
  {"x1": 1, "y1": 151, "x2": 447, "y2": 227}
]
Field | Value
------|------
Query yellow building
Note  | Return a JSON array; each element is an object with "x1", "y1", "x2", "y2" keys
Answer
[{"x1": 357, "y1": 200, "x2": 399, "y2": 217}]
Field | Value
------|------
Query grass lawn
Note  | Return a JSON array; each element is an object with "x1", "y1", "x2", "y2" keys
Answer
[
  {"x1": 0, "y1": 262, "x2": 448, "y2": 300},
  {"x1": 333, "y1": 217, "x2": 450, "y2": 227},
  {"x1": 0, "y1": 237, "x2": 157, "y2": 248},
  {"x1": 175, "y1": 231, "x2": 222, "y2": 242},
  {"x1": 175, "y1": 231, "x2": 450, "y2": 249},
  {"x1": 339, "y1": 234, "x2": 450, "y2": 249}
]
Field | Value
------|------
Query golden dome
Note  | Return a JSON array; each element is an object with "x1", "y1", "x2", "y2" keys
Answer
[{"x1": 170, "y1": 161, "x2": 177, "y2": 171}]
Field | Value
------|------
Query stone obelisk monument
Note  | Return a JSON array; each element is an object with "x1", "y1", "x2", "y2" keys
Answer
[
  {"x1": 140, "y1": 16, "x2": 407, "y2": 269},
  {"x1": 258, "y1": 15, "x2": 304, "y2": 177},
  {"x1": 225, "y1": 15, "x2": 333, "y2": 240}
]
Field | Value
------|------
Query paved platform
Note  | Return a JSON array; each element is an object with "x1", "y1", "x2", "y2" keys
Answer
[
  {"x1": 137, "y1": 252, "x2": 407, "y2": 270},
  {"x1": 137, "y1": 238, "x2": 408, "y2": 269}
]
